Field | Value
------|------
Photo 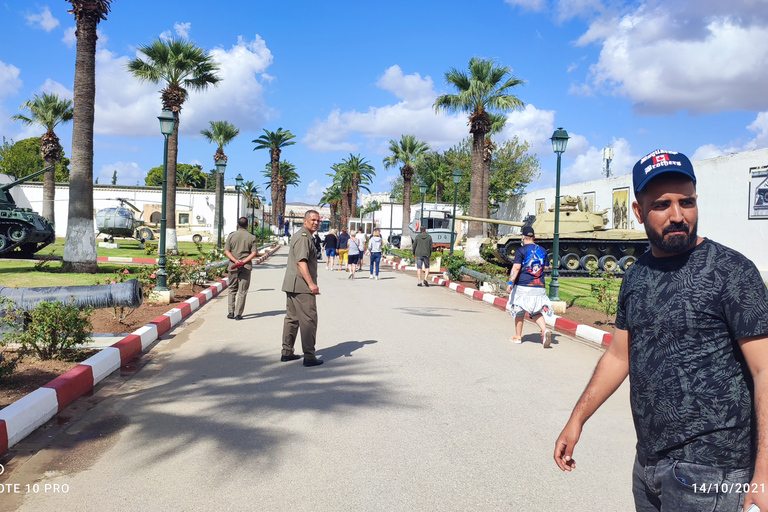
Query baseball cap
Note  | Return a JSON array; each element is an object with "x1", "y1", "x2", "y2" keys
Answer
[
  {"x1": 633, "y1": 150, "x2": 696, "y2": 193},
  {"x1": 522, "y1": 226, "x2": 535, "y2": 237}
]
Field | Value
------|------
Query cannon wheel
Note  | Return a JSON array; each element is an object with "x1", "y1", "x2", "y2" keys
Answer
[
  {"x1": 599, "y1": 254, "x2": 619, "y2": 272},
  {"x1": 192, "y1": 234, "x2": 203, "y2": 243},
  {"x1": 561, "y1": 253, "x2": 581, "y2": 270},
  {"x1": 139, "y1": 227, "x2": 154, "y2": 241},
  {"x1": 580, "y1": 254, "x2": 599, "y2": 271},
  {"x1": 390, "y1": 235, "x2": 401, "y2": 248},
  {"x1": 8, "y1": 225, "x2": 28, "y2": 243}
]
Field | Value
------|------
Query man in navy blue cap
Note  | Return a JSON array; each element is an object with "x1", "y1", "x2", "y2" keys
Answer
[{"x1": 554, "y1": 149, "x2": 768, "y2": 511}]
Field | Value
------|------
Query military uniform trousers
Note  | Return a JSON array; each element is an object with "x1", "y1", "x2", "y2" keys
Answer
[
  {"x1": 281, "y1": 292, "x2": 318, "y2": 359},
  {"x1": 228, "y1": 267, "x2": 251, "y2": 316}
]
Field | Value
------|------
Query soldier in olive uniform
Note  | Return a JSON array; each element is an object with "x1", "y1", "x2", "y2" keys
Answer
[
  {"x1": 224, "y1": 217, "x2": 260, "y2": 320},
  {"x1": 281, "y1": 210, "x2": 323, "y2": 367}
]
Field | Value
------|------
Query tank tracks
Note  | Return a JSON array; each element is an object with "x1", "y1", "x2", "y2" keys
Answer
[
  {"x1": 498, "y1": 238, "x2": 650, "y2": 277},
  {"x1": 0, "y1": 220, "x2": 54, "y2": 257}
]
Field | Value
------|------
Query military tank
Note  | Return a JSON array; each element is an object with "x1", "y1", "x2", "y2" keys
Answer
[
  {"x1": 0, "y1": 166, "x2": 56, "y2": 257},
  {"x1": 457, "y1": 196, "x2": 649, "y2": 275}
]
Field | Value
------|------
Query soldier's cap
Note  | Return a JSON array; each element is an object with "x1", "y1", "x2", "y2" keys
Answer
[
  {"x1": 522, "y1": 226, "x2": 535, "y2": 237},
  {"x1": 633, "y1": 149, "x2": 696, "y2": 194}
]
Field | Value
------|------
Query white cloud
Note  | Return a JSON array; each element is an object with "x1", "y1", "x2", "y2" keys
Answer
[
  {"x1": 62, "y1": 26, "x2": 76, "y2": 47},
  {"x1": 501, "y1": 104, "x2": 557, "y2": 154},
  {"x1": 574, "y1": 5, "x2": 768, "y2": 114},
  {"x1": 174, "y1": 22, "x2": 191, "y2": 38},
  {"x1": 97, "y1": 161, "x2": 145, "y2": 186},
  {"x1": 562, "y1": 138, "x2": 637, "y2": 184},
  {"x1": 0, "y1": 60, "x2": 22, "y2": 97},
  {"x1": 691, "y1": 110, "x2": 768, "y2": 160},
  {"x1": 92, "y1": 35, "x2": 274, "y2": 137},
  {"x1": 298, "y1": 179, "x2": 330, "y2": 204},
  {"x1": 39, "y1": 79, "x2": 73, "y2": 100},
  {"x1": 25, "y1": 6, "x2": 59, "y2": 32},
  {"x1": 303, "y1": 65, "x2": 467, "y2": 153},
  {"x1": 159, "y1": 30, "x2": 172, "y2": 41}
]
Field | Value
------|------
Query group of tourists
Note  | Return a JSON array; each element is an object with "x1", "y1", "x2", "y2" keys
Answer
[{"x1": 321, "y1": 227, "x2": 384, "y2": 280}]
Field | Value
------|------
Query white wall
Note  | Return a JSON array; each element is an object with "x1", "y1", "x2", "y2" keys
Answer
[
  {"x1": 496, "y1": 148, "x2": 768, "y2": 278},
  {"x1": 6, "y1": 182, "x2": 259, "y2": 241}
]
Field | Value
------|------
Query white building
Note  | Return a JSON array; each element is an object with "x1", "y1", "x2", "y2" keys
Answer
[{"x1": 496, "y1": 147, "x2": 768, "y2": 278}]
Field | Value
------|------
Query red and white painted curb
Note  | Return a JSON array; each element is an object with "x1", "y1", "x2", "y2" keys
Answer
[
  {"x1": 383, "y1": 258, "x2": 613, "y2": 348},
  {"x1": 0, "y1": 245, "x2": 281, "y2": 456}
]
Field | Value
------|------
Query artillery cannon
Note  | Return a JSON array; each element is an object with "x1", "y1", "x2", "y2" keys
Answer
[
  {"x1": 0, "y1": 279, "x2": 143, "y2": 312},
  {"x1": 0, "y1": 166, "x2": 56, "y2": 257},
  {"x1": 457, "y1": 196, "x2": 649, "y2": 275}
]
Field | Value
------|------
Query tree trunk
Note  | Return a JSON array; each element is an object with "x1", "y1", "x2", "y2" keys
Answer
[
  {"x1": 270, "y1": 149, "x2": 280, "y2": 228},
  {"x1": 42, "y1": 155, "x2": 56, "y2": 225},
  {"x1": 436, "y1": 181, "x2": 443, "y2": 204},
  {"x1": 62, "y1": 12, "x2": 98, "y2": 273},
  {"x1": 166, "y1": 114, "x2": 179, "y2": 254},
  {"x1": 467, "y1": 132, "x2": 485, "y2": 238},
  {"x1": 482, "y1": 156, "x2": 491, "y2": 237},
  {"x1": 351, "y1": 180, "x2": 359, "y2": 219},
  {"x1": 214, "y1": 169, "x2": 221, "y2": 240}
]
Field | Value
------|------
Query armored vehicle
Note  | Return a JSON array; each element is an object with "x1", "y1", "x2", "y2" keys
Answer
[
  {"x1": 0, "y1": 167, "x2": 56, "y2": 257},
  {"x1": 458, "y1": 196, "x2": 649, "y2": 275}
]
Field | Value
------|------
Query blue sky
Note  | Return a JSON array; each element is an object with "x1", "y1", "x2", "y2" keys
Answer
[{"x1": 1, "y1": 0, "x2": 766, "y2": 205}]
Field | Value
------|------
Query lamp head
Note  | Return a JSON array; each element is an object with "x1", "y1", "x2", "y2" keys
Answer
[
  {"x1": 452, "y1": 168, "x2": 462, "y2": 184},
  {"x1": 419, "y1": 179, "x2": 427, "y2": 194},
  {"x1": 158, "y1": 109, "x2": 175, "y2": 136},
  {"x1": 550, "y1": 127, "x2": 569, "y2": 155},
  {"x1": 215, "y1": 158, "x2": 227, "y2": 175},
  {"x1": 235, "y1": 173, "x2": 244, "y2": 188}
]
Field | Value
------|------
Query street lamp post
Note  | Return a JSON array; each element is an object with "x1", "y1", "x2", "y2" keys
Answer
[
  {"x1": 549, "y1": 127, "x2": 570, "y2": 302},
  {"x1": 450, "y1": 169, "x2": 462, "y2": 255},
  {"x1": 419, "y1": 179, "x2": 427, "y2": 230},
  {"x1": 388, "y1": 194, "x2": 395, "y2": 245},
  {"x1": 235, "y1": 174, "x2": 243, "y2": 219},
  {"x1": 155, "y1": 109, "x2": 176, "y2": 292},
  {"x1": 216, "y1": 158, "x2": 227, "y2": 249}
]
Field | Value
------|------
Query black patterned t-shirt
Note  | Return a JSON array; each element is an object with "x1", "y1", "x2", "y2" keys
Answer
[{"x1": 616, "y1": 239, "x2": 768, "y2": 468}]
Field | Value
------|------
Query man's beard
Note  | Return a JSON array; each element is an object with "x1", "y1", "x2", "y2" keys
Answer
[{"x1": 644, "y1": 220, "x2": 698, "y2": 255}]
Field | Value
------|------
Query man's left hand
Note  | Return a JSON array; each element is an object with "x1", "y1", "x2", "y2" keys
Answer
[{"x1": 744, "y1": 472, "x2": 768, "y2": 511}]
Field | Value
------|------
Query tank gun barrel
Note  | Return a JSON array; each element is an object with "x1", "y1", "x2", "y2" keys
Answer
[
  {"x1": 454, "y1": 214, "x2": 525, "y2": 227},
  {"x1": 0, "y1": 166, "x2": 54, "y2": 192}
]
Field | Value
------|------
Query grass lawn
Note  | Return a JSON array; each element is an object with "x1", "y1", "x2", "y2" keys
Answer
[
  {"x1": 0, "y1": 260, "x2": 128, "y2": 287},
  {"x1": 38, "y1": 238, "x2": 218, "y2": 259},
  {"x1": 552, "y1": 276, "x2": 622, "y2": 310}
]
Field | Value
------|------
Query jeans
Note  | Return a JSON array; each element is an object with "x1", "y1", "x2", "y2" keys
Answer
[
  {"x1": 370, "y1": 252, "x2": 381, "y2": 276},
  {"x1": 632, "y1": 455, "x2": 751, "y2": 511}
]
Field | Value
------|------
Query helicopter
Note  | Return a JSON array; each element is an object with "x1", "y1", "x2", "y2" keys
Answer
[{"x1": 95, "y1": 198, "x2": 153, "y2": 243}]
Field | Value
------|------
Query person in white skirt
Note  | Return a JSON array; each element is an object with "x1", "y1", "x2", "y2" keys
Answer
[{"x1": 506, "y1": 226, "x2": 553, "y2": 347}]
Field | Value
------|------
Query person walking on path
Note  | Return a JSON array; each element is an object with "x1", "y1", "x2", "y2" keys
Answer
[
  {"x1": 554, "y1": 149, "x2": 768, "y2": 512},
  {"x1": 506, "y1": 226, "x2": 552, "y2": 347},
  {"x1": 346, "y1": 230, "x2": 362, "y2": 279},
  {"x1": 412, "y1": 226, "x2": 433, "y2": 287},
  {"x1": 322, "y1": 228, "x2": 338, "y2": 270},
  {"x1": 337, "y1": 227, "x2": 350, "y2": 271},
  {"x1": 355, "y1": 228, "x2": 367, "y2": 271},
  {"x1": 224, "y1": 216, "x2": 260, "y2": 320},
  {"x1": 367, "y1": 228, "x2": 384, "y2": 280},
  {"x1": 281, "y1": 210, "x2": 324, "y2": 367}
]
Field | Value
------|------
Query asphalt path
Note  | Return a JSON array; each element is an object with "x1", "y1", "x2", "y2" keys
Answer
[{"x1": 4, "y1": 247, "x2": 636, "y2": 511}]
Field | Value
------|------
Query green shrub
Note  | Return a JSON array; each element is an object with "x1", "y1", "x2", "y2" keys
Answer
[
  {"x1": 589, "y1": 267, "x2": 619, "y2": 323},
  {"x1": 0, "y1": 298, "x2": 25, "y2": 379},
  {"x1": 3, "y1": 300, "x2": 93, "y2": 360},
  {"x1": 144, "y1": 243, "x2": 157, "y2": 255}
]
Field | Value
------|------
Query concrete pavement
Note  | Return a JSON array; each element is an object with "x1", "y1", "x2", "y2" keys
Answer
[{"x1": 3, "y1": 247, "x2": 636, "y2": 511}]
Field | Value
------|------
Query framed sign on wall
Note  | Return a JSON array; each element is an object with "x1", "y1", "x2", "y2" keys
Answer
[{"x1": 749, "y1": 165, "x2": 768, "y2": 220}]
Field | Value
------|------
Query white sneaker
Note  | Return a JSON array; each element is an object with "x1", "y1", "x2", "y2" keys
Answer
[
  {"x1": 542, "y1": 330, "x2": 552, "y2": 348},
  {"x1": 375, "y1": 276, "x2": 379, "y2": 280},
  {"x1": 510, "y1": 336, "x2": 522, "y2": 344},
  {"x1": 369, "y1": 274, "x2": 374, "y2": 279}
]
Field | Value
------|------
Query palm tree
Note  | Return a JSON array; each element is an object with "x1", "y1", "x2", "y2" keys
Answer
[
  {"x1": 127, "y1": 38, "x2": 221, "y2": 254},
  {"x1": 328, "y1": 162, "x2": 353, "y2": 222},
  {"x1": 262, "y1": 161, "x2": 300, "y2": 227},
  {"x1": 382, "y1": 135, "x2": 430, "y2": 249},
  {"x1": 176, "y1": 167, "x2": 198, "y2": 188},
  {"x1": 62, "y1": 0, "x2": 113, "y2": 273},
  {"x1": 422, "y1": 151, "x2": 450, "y2": 203},
  {"x1": 200, "y1": 120, "x2": 239, "y2": 236},
  {"x1": 241, "y1": 180, "x2": 262, "y2": 231},
  {"x1": 341, "y1": 154, "x2": 375, "y2": 218},
  {"x1": 11, "y1": 93, "x2": 73, "y2": 225},
  {"x1": 252, "y1": 128, "x2": 296, "y2": 231},
  {"x1": 319, "y1": 184, "x2": 343, "y2": 230},
  {"x1": 434, "y1": 57, "x2": 525, "y2": 238}
]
